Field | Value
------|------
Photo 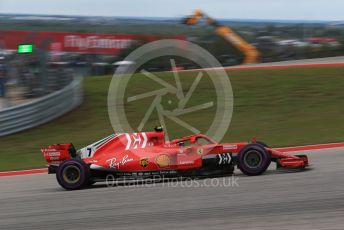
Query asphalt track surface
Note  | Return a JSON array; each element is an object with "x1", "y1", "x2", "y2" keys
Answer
[{"x1": 1, "y1": 148, "x2": 344, "y2": 230}]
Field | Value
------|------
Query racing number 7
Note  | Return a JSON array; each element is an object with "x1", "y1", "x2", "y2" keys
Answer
[{"x1": 87, "y1": 148, "x2": 92, "y2": 157}]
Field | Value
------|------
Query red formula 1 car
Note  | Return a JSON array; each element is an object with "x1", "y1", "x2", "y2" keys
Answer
[{"x1": 41, "y1": 129, "x2": 309, "y2": 190}]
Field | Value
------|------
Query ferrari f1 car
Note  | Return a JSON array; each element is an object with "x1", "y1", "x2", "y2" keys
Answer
[{"x1": 41, "y1": 128, "x2": 309, "y2": 190}]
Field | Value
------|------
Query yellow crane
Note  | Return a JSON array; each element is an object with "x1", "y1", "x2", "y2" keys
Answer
[{"x1": 182, "y1": 9, "x2": 260, "y2": 64}]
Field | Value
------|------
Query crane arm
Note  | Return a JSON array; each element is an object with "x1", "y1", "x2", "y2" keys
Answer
[{"x1": 182, "y1": 10, "x2": 259, "y2": 64}]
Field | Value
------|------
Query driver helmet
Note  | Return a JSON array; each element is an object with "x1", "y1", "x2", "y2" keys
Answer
[{"x1": 154, "y1": 125, "x2": 164, "y2": 132}]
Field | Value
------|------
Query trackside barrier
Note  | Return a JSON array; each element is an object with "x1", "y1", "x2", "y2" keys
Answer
[{"x1": 0, "y1": 76, "x2": 83, "y2": 136}]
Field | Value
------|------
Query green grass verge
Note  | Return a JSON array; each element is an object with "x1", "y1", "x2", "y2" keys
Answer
[{"x1": 1, "y1": 66, "x2": 344, "y2": 171}]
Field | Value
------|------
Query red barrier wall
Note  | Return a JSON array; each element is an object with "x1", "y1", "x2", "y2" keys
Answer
[{"x1": 0, "y1": 30, "x2": 185, "y2": 54}]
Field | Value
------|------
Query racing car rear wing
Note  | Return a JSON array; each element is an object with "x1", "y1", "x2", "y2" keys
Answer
[{"x1": 41, "y1": 143, "x2": 76, "y2": 166}]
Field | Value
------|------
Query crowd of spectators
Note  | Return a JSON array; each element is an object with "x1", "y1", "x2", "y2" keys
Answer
[{"x1": 0, "y1": 53, "x2": 74, "y2": 110}]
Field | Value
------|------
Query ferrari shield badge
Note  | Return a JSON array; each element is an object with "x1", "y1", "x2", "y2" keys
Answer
[{"x1": 140, "y1": 158, "x2": 149, "y2": 168}]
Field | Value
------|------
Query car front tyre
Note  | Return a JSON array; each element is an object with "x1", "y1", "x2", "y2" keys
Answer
[{"x1": 238, "y1": 144, "x2": 271, "y2": 176}]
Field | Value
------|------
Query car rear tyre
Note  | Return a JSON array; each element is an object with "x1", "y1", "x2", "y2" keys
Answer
[
  {"x1": 56, "y1": 159, "x2": 90, "y2": 190},
  {"x1": 238, "y1": 144, "x2": 271, "y2": 176}
]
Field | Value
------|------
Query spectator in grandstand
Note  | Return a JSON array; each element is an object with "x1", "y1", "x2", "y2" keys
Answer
[{"x1": 0, "y1": 57, "x2": 8, "y2": 98}]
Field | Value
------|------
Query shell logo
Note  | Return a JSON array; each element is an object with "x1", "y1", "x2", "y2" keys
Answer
[{"x1": 155, "y1": 154, "x2": 171, "y2": 168}]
